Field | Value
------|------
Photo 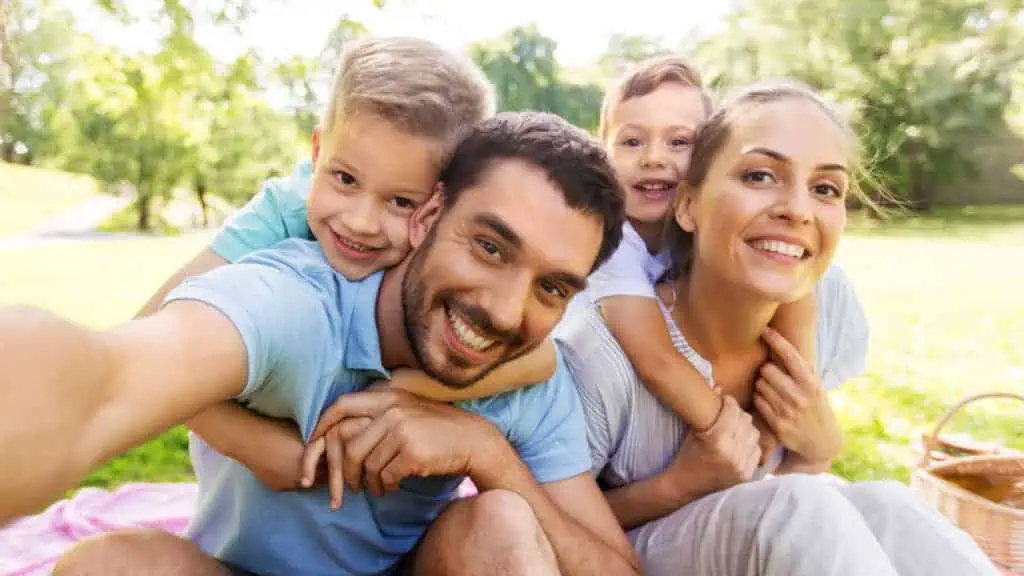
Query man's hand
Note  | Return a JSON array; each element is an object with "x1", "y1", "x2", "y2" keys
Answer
[
  {"x1": 664, "y1": 395, "x2": 761, "y2": 499},
  {"x1": 754, "y1": 327, "x2": 842, "y2": 464},
  {"x1": 309, "y1": 388, "x2": 503, "y2": 499}
]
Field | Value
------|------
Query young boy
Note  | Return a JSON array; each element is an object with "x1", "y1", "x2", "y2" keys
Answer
[
  {"x1": 588, "y1": 55, "x2": 817, "y2": 467},
  {"x1": 138, "y1": 37, "x2": 558, "y2": 504}
]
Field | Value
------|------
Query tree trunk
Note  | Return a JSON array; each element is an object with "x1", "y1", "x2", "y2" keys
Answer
[
  {"x1": 196, "y1": 180, "x2": 209, "y2": 227},
  {"x1": 137, "y1": 192, "x2": 152, "y2": 231}
]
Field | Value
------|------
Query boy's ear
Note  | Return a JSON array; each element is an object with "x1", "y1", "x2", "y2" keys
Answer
[
  {"x1": 409, "y1": 183, "x2": 445, "y2": 249},
  {"x1": 675, "y1": 182, "x2": 698, "y2": 233},
  {"x1": 311, "y1": 125, "x2": 323, "y2": 166}
]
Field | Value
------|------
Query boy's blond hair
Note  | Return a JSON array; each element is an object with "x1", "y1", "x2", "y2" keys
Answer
[
  {"x1": 322, "y1": 37, "x2": 496, "y2": 163},
  {"x1": 598, "y1": 55, "x2": 712, "y2": 141}
]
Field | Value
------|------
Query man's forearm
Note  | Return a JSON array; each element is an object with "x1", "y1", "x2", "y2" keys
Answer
[
  {"x1": 0, "y1": 306, "x2": 119, "y2": 523},
  {"x1": 471, "y1": 434, "x2": 640, "y2": 575},
  {"x1": 602, "y1": 471, "x2": 702, "y2": 531}
]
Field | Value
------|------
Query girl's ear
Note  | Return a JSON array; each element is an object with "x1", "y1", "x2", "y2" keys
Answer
[{"x1": 675, "y1": 182, "x2": 698, "y2": 233}]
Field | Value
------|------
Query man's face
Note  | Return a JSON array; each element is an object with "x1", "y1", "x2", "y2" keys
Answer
[{"x1": 402, "y1": 159, "x2": 603, "y2": 388}]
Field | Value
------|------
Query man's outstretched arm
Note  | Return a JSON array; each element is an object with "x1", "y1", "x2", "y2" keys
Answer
[{"x1": 0, "y1": 301, "x2": 247, "y2": 523}]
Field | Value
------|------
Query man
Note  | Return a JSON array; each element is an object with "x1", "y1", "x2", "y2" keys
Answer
[{"x1": 0, "y1": 112, "x2": 637, "y2": 575}]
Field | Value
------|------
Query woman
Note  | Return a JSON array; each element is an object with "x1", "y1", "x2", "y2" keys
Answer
[{"x1": 558, "y1": 82, "x2": 998, "y2": 575}]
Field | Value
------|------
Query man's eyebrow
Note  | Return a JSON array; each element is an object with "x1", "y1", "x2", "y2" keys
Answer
[
  {"x1": 549, "y1": 272, "x2": 588, "y2": 293},
  {"x1": 472, "y1": 213, "x2": 522, "y2": 250}
]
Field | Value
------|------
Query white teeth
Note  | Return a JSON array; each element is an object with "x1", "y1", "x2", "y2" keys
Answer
[
  {"x1": 339, "y1": 236, "x2": 374, "y2": 252},
  {"x1": 752, "y1": 239, "x2": 806, "y2": 259},
  {"x1": 636, "y1": 182, "x2": 672, "y2": 191},
  {"x1": 448, "y1": 309, "x2": 495, "y2": 352}
]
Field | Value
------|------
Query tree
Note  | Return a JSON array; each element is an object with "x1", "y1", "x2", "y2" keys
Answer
[
  {"x1": 597, "y1": 34, "x2": 672, "y2": 80},
  {"x1": 0, "y1": 0, "x2": 77, "y2": 163},
  {"x1": 696, "y1": 0, "x2": 1024, "y2": 209},
  {"x1": 469, "y1": 25, "x2": 604, "y2": 133}
]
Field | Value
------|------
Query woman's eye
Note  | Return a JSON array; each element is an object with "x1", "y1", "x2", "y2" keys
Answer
[{"x1": 814, "y1": 183, "x2": 842, "y2": 198}]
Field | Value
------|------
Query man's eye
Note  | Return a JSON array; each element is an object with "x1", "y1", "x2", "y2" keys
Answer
[
  {"x1": 540, "y1": 280, "x2": 567, "y2": 299},
  {"x1": 475, "y1": 238, "x2": 500, "y2": 258}
]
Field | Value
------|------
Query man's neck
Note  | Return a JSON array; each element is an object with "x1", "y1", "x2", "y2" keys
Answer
[
  {"x1": 675, "y1": 264, "x2": 778, "y2": 362},
  {"x1": 376, "y1": 260, "x2": 419, "y2": 371}
]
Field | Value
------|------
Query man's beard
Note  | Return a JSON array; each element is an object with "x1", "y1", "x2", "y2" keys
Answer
[{"x1": 400, "y1": 227, "x2": 536, "y2": 390}]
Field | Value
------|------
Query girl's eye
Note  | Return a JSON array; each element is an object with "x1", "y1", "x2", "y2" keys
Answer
[
  {"x1": 621, "y1": 138, "x2": 642, "y2": 147},
  {"x1": 670, "y1": 138, "x2": 691, "y2": 147},
  {"x1": 742, "y1": 170, "x2": 776, "y2": 185}
]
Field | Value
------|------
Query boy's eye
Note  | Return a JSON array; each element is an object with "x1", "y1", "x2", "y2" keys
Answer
[
  {"x1": 391, "y1": 196, "x2": 417, "y2": 210},
  {"x1": 334, "y1": 170, "x2": 356, "y2": 186},
  {"x1": 742, "y1": 170, "x2": 776, "y2": 185}
]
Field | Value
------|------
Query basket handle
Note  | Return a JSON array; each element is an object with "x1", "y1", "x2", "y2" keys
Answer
[{"x1": 917, "y1": 391, "x2": 1024, "y2": 468}]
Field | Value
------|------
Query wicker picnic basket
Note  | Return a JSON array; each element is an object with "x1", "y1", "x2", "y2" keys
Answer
[{"x1": 910, "y1": 392, "x2": 1024, "y2": 573}]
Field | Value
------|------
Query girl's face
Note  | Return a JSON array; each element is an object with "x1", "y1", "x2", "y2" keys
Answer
[{"x1": 676, "y1": 98, "x2": 851, "y2": 302}]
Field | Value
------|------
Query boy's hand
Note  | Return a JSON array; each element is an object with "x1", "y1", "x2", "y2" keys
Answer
[
  {"x1": 692, "y1": 395, "x2": 762, "y2": 483},
  {"x1": 754, "y1": 327, "x2": 842, "y2": 463},
  {"x1": 300, "y1": 416, "x2": 372, "y2": 510}
]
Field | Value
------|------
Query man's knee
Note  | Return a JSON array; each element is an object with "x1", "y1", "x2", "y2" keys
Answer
[
  {"x1": 54, "y1": 529, "x2": 228, "y2": 576},
  {"x1": 411, "y1": 489, "x2": 557, "y2": 576}
]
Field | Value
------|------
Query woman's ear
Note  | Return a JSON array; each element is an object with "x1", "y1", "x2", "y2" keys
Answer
[
  {"x1": 675, "y1": 182, "x2": 698, "y2": 233},
  {"x1": 409, "y1": 182, "x2": 445, "y2": 249}
]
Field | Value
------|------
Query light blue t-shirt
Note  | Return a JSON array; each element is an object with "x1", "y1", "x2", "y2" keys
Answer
[
  {"x1": 165, "y1": 238, "x2": 591, "y2": 576},
  {"x1": 210, "y1": 159, "x2": 314, "y2": 263}
]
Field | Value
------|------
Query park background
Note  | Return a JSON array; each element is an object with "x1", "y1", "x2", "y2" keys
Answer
[{"x1": 1, "y1": 0, "x2": 1022, "y2": 492}]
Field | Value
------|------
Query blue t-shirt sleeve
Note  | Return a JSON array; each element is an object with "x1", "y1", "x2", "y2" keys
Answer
[
  {"x1": 502, "y1": 353, "x2": 592, "y2": 484},
  {"x1": 210, "y1": 160, "x2": 314, "y2": 263},
  {"x1": 163, "y1": 241, "x2": 338, "y2": 428}
]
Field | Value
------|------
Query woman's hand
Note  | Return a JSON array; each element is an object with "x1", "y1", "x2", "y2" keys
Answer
[{"x1": 754, "y1": 327, "x2": 842, "y2": 465}]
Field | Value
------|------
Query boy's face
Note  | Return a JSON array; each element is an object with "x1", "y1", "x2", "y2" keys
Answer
[
  {"x1": 605, "y1": 83, "x2": 707, "y2": 225},
  {"x1": 307, "y1": 113, "x2": 440, "y2": 280}
]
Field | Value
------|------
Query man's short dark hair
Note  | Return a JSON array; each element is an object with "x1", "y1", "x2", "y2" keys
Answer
[{"x1": 439, "y1": 111, "x2": 625, "y2": 271}]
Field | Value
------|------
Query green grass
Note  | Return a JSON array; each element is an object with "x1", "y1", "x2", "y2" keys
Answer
[
  {"x1": 1, "y1": 212, "x2": 1022, "y2": 491},
  {"x1": 0, "y1": 163, "x2": 102, "y2": 236},
  {"x1": 0, "y1": 232, "x2": 213, "y2": 488}
]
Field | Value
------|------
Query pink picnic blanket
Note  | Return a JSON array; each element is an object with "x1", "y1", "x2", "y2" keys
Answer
[
  {"x1": 0, "y1": 480, "x2": 478, "y2": 576},
  {"x1": 0, "y1": 483, "x2": 197, "y2": 576}
]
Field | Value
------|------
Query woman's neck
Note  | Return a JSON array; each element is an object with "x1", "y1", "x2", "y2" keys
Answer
[
  {"x1": 629, "y1": 218, "x2": 664, "y2": 254},
  {"x1": 673, "y1": 264, "x2": 779, "y2": 363}
]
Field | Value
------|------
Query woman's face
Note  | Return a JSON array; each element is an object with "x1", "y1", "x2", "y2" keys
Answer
[{"x1": 676, "y1": 98, "x2": 850, "y2": 302}]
